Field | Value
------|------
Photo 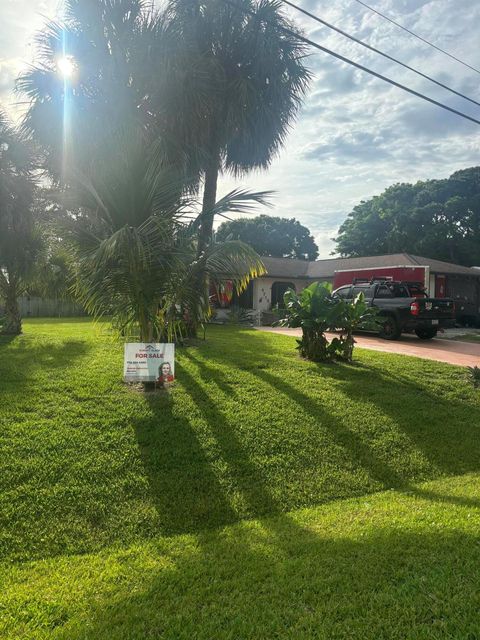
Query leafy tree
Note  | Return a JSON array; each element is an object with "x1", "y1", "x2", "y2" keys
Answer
[
  {"x1": 0, "y1": 111, "x2": 41, "y2": 335},
  {"x1": 165, "y1": 0, "x2": 311, "y2": 255},
  {"x1": 216, "y1": 214, "x2": 318, "y2": 259},
  {"x1": 334, "y1": 167, "x2": 480, "y2": 266}
]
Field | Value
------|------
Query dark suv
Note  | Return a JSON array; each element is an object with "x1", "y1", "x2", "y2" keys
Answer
[{"x1": 333, "y1": 279, "x2": 455, "y2": 340}]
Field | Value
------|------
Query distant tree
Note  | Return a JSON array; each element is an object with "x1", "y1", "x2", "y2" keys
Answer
[
  {"x1": 334, "y1": 167, "x2": 480, "y2": 266},
  {"x1": 216, "y1": 215, "x2": 319, "y2": 260},
  {"x1": 27, "y1": 191, "x2": 76, "y2": 302},
  {"x1": 0, "y1": 111, "x2": 40, "y2": 335}
]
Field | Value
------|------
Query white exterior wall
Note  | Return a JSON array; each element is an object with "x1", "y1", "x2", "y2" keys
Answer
[
  {"x1": 252, "y1": 277, "x2": 314, "y2": 312},
  {"x1": 429, "y1": 273, "x2": 436, "y2": 297}
]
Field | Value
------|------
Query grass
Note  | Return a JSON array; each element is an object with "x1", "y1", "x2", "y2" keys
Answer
[
  {"x1": 1, "y1": 319, "x2": 480, "y2": 639},
  {"x1": 449, "y1": 333, "x2": 480, "y2": 343}
]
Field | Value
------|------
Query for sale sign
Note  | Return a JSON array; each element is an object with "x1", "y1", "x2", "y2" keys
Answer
[{"x1": 124, "y1": 343, "x2": 175, "y2": 383}]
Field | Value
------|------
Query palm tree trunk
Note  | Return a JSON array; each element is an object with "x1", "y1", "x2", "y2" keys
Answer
[
  {"x1": 186, "y1": 145, "x2": 221, "y2": 339},
  {"x1": 197, "y1": 147, "x2": 220, "y2": 257},
  {"x1": 2, "y1": 281, "x2": 22, "y2": 335},
  {"x1": 138, "y1": 307, "x2": 153, "y2": 343}
]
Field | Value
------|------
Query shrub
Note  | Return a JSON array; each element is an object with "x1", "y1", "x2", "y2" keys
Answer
[
  {"x1": 277, "y1": 284, "x2": 379, "y2": 363},
  {"x1": 335, "y1": 293, "x2": 380, "y2": 362},
  {"x1": 277, "y1": 282, "x2": 343, "y2": 362}
]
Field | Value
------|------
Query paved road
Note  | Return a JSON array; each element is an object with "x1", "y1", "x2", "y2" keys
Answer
[{"x1": 257, "y1": 327, "x2": 480, "y2": 367}]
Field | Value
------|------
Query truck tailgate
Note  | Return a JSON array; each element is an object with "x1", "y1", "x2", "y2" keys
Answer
[{"x1": 417, "y1": 298, "x2": 455, "y2": 318}]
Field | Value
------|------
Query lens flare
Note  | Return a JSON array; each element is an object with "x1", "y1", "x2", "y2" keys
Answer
[{"x1": 57, "y1": 56, "x2": 75, "y2": 78}]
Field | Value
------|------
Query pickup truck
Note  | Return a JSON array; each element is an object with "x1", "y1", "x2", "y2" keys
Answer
[{"x1": 333, "y1": 279, "x2": 456, "y2": 340}]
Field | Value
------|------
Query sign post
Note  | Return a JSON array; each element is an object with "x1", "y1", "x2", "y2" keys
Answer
[{"x1": 124, "y1": 343, "x2": 175, "y2": 386}]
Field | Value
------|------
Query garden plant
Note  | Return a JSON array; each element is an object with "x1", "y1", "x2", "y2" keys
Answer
[{"x1": 278, "y1": 282, "x2": 379, "y2": 362}]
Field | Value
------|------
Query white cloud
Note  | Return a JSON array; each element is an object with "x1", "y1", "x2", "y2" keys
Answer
[{"x1": 0, "y1": 0, "x2": 59, "y2": 113}]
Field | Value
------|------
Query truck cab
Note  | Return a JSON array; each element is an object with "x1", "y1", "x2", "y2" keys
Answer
[{"x1": 333, "y1": 278, "x2": 455, "y2": 340}]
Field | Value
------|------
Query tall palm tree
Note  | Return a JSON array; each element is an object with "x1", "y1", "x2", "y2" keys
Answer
[
  {"x1": 63, "y1": 121, "x2": 267, "y2": 341},
  {"x1": 16, "y1": 0, "x2": 275, "y2": 338},
  {"x1": 165, "y1": 0, "x2": 311, "y2": 254},
  {"x1": 0, "y1": 111, "x2": 40, "y2": 335}
]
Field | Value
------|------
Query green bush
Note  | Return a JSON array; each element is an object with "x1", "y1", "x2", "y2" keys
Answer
[
  {"x1": 277, "y1": 283, "x2": 379, "y2": 362},
  {"x1": 335, "y1": 292, "x2": 380, "y2": 362}
]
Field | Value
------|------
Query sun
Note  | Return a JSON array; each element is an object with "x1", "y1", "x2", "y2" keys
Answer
[{"x1": 57, "y1": 56, "x2": 76, "y2": 78}]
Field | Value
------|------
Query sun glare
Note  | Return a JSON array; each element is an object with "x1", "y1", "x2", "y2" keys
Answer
[{"x1": 57, "y1": 56, "x2": 76, "y2": 78}]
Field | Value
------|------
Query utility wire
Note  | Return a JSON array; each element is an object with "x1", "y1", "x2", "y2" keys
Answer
[
  {"x1": 223, "y1": 0, "x2": 480, "y2": 127},
  {"x1": 280, "y1": 0, "x2": 480, "y2": 108},
  {"x1": 351, "y1": 0, "x2": 480, "y2": 76}
]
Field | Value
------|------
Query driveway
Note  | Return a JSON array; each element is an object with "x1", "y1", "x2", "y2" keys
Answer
[{"x1": 257, "y1": 327, "x2": 480, "y2": 367}]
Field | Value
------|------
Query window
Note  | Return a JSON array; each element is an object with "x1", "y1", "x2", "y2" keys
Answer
[
  {"x1": 352, "y1": 286, "x2": 373, "y2": 299},
  {"x1": 210, "y1": 281, "x2": 234, "y2": 308},
  {"x1": 271, "y1": 282, "x2": 295, "y2": 308},
  {"x1": 407, "y1": 284, "x2": 427, "y2": 298},
  {"x1": 392, "y1": 285, "x2": 410, "y2": 298},
  {"x1": 376, "y1": 285, "x2": 393, "y2": 299},
  {"x1": 334, "y1": 286, "x2": 351, "y2": 299},
  {"x1": 211, "y1": 280, "x2": 254, "y2": 309}
]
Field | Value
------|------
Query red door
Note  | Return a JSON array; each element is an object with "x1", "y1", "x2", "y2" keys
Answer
[{"x1": 435, "y1": 274, "x2": 446, "y2": 298}]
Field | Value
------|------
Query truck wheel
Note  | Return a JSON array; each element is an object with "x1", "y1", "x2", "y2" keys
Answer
[
  {"x1": 379, "y1": 317, "x2": 401, "y2": 340},
  {"x1": 415, "y1": 328, "x2": 438, "y2": 340}
]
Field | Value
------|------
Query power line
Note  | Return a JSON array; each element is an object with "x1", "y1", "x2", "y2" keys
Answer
[
  {"x1": 223, "y1": 0, "x2": 480, "y2": 127},
  {"x1": 280, "y1": 0, "x2": 480, "y2": 108},
  {"x1": 351, "y1": 0, "x2": 480, "y2": 76}
]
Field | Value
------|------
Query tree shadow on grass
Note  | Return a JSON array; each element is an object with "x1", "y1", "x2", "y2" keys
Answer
[
  {"x1": 199, "y1": 329, "x2": 480, "y2": 509},
  {"x1": 51, "y1": 512, "x2": 480, "y2": 640},
  {"x1": 133, "y1": 359, "x2": 280, "y2": 536},
  {"x1": 0, "y1": 338, "x2": 90, "y2": 388},
  {"x1": 133, "y1": 327, "x2": 480, "y2": 538},
  {"x1": 252, "y1": 365, "x2": 480, "y2": 511},
  {"x1": 318, "y1": 360, "x2": 480, "y2": 479},
  {"x1": 245, "y1": 330, "x2": 480, "y2": 479},
  {"x1": 133, "y1": 391, "x2": 237, "y2": 536}
]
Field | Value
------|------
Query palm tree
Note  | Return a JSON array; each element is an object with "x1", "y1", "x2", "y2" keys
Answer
[
  {"x1": 0, "y1": 110, "x2": 40, "y2": 335},
  {"x1": 16, "y1": 0, "x2": 274, "y2": 339},
  {"x1": 17, "y1": 0, "x2": 168, "y2": 181},
  {"x1": 165, "y1": 0, "x2": 311, "y2": 254},
  {"x1": 62, "y1": 122, "x2": 267, "y2": 341}
]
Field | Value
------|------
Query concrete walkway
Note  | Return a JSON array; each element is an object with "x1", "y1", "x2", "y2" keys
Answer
[{"x1": 257, "y1": 327, "x2": 480, "y2": 367}]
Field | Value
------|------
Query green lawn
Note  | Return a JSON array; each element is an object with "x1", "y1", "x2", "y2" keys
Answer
[
  {"x1": 449, "y1": 333, "x2": 480, "y2": 343},
  {"x1": 1, "y1": 319, "x2": 479, "y2": 639}
]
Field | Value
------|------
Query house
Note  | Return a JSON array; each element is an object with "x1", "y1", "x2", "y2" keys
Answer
[{"x1": 219, "y1": 253, "x2": 480, "y2": 325}]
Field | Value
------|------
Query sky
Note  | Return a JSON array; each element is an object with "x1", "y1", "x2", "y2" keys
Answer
[{"x1": 1, "y1": 0, "x2": 480, "y2": 257}]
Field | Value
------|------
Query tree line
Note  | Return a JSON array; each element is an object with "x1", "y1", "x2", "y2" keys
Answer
[{"x1": 335, "y1": 167, "x2": 480, "y2": 266}]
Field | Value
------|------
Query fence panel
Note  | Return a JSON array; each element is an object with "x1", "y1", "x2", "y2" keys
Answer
[{"x1": 15, "y1": 296, "x2": 87, "y2": 318}]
